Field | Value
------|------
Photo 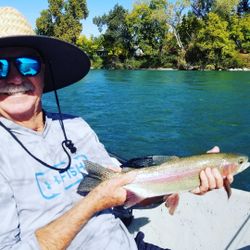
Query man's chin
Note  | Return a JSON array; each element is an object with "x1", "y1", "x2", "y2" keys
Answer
[{"x1": 0, "y1": 101, "x2": 41, "y2": 120}]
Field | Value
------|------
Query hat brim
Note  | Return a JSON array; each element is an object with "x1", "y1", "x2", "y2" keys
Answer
[{"x1": 0, "y1": 35, "x2": 90, "y2": 93}]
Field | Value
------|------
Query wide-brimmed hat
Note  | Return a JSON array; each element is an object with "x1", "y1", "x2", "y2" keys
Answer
[{"x1": 0, "y1": 7, "x2": 90, "y2": 93}]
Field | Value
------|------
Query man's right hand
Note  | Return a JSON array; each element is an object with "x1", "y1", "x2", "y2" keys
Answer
[{"x1": 87, "y1": 171, "x2": 136, "y2": 213}]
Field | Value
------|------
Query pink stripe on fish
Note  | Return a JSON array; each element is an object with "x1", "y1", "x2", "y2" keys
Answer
[{"x1": 134, "y1": 168, "x2": 200, "y2": 184}]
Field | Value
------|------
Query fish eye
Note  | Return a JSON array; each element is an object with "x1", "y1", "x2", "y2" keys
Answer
[{"x1": 238, "y1": 158, "x2": 244, "y2": 165}]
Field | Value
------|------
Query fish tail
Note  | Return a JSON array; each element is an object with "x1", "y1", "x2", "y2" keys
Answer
[{"x1": 77, "y1": 160, "x2": 116, "y2": 194}]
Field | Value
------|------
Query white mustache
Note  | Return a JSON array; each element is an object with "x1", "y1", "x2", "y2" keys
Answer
[{"x1": 0, "y1": 82, "x2": 34, "y2": 94}]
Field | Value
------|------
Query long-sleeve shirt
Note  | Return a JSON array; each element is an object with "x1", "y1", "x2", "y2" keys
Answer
[{"x1": 0, "y1": 112, "x2": 137, "y2": 250}]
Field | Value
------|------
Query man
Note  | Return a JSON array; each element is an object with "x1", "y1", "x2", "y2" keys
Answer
[{"x1": 0, "y1": 7, "x2": 232, "y2": 250}]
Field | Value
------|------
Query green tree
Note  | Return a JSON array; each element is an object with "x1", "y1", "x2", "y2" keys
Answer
[
  {"x1": 177, "y1": 12, "x2": 203, "y2": 48},
  {"x1": 125, "y1": 0, "x2": 168, "y2": 66},
  {"x1": 237, "y1": 0, "x2": 250, "y2": 15},
  {"x1": 76, "y1": 35, "x2": 104, "y2": 68},
  {"x1": 212, "y1": 0, "x2": 240, "y2": 18},
  {"x1": 162, "y1": 0, "x2": 190, "y2": 68},
  {"x1": 193, "y1": 13, "x2": 238, "y2": 69},
  {"x1": 36, "y1": 0, "x2": 88, "y2": 44},
  {"x1": 191, "y1": 0, "x2": 214, "y2": 18},
  {"x1": 93, "y1": 4, "x2": 131, "y2": 68},
  {"x1": 164, "y1": 0, "x2": 190, "y2": 50},
  {"x1": 239, "y1": 14, "x2": 250, "y2": 52},
  {"x1": 228, "y1": 14, "x2": 250, "y2": 52},
  {"x1": 191, "y1": 0, "x2": 240, "y2": 18}
]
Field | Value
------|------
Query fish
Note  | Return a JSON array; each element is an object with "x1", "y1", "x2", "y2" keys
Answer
[{"x1": 77, "y1": 153, "x2": 250, "y2": 208}]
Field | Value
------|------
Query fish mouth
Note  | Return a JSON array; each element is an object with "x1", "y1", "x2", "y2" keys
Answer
[{"x1": 240, "y1": 161, "x2": 250, "y2": 172}]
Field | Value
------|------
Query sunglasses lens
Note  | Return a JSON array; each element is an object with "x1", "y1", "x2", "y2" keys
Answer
[
  {"x1": 16, "y1": 57, "x2": 40, "y2": 76},
  {"x1": 0, "y1": 59, "x2": 9, "y2": 78}
]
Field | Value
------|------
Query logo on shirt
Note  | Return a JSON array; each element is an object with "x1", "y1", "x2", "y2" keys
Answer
[{"x1": 35, "y1": 154, "x2": 88, "y2": 199}]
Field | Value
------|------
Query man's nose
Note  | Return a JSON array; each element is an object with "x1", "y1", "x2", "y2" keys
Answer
[{"x1": 6, "y1": 62, "x2": 23, "y2": 84}]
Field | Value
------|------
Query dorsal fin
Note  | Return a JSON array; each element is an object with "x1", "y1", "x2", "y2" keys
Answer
[
  {"x1": 84, "y1": 160, "x2": 116, "y2": 180},
  {"x1": 77, "y1": 161, "x2": 117, "y2": 194}
]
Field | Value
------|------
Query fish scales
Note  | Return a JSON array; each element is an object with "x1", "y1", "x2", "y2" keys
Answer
[{"x1": 78, "y1": 153, "x2": 250, "y2": 208}]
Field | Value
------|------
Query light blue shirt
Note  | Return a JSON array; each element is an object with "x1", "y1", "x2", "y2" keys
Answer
[{"x1": 0, "y1": 112, "x2": 137, "y2": 250}]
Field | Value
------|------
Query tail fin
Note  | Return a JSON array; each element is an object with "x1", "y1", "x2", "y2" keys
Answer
[{"x1": 77, "y1": 160, "x2": 116, "y2": 194}]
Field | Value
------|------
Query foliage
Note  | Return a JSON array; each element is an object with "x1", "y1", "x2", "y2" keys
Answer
[
  {"x1": 35, "y1": 0, "x2": 250, "y2": 70},
  {"x1": 191, "y1": 0, "x2": 241, "y2": 18},
  {"x1": 177, "y1": 13, "x2": 203, "y2": 48},
  {"x1": 238, "y1": 53, "x2": 250, "y2": 67},
  {"x1": 190, "y1": 13, "x2": 238, "y2": 69},
  {"x1": 191, "y1": 0, "x2": 214, "y2": 18},
  {"x1": 36, "y1": 0, "x2": 88, "y2": 44},
  {"x1": 164, "y1": 0, "x2": 190, "y2": 50},
  {"x1": 212, "y1": 0, "x2": 240, "y2": 18},
  {"x1": 125, "y1": 0, "x2": 168, "y2": 58},
  {"x1": 93, "y1": 4, "x2": 130, "y2": 56},
  {"x1": 237, "y1": 0, "x2": 250, "y2": 15},
  {"x1": 76, "y1": 35, "x2": 104, "y2": 68}
]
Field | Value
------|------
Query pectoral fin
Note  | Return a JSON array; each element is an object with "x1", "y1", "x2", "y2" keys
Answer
[
  {"x1": 124, "y1": 190, "x2": 145, "y2": 208},
  {"x1": 224, "y1": 178, "x2": 232, "y2": 199}
]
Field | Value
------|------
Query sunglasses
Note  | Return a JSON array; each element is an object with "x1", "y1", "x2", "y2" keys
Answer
[{"x1": 0, "y1": 57, "x2": 41, "y2": 79}]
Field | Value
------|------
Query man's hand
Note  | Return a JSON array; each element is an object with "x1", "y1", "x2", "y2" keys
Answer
[
  {"x1": 192, "y1": 146, "x2": 233, "y2": 195},
  {"x1": 87, "y1": 170, "x2": 136, "y2": 213},
  {"x1": 36, "y1": 169, "x2": 135, "y2": 250},
  {"x1": 165, "y1": 146, "x2": 234, "y2": 215}
]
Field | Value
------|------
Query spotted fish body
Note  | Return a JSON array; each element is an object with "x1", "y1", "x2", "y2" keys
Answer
[{"x1": 77, "y1": 153, "x2": 250, "y2": 208}]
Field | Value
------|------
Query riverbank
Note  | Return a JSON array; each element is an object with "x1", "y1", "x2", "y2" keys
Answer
[
  {"x1": 227, "y1": 68, "x2": 250, "y2": 71},
  {"x1": 140, "y1": 67, "x2": 250, "y2": 71},
  {"x1": 91, "y1": 67, "x2": 250, "y2": 71}
]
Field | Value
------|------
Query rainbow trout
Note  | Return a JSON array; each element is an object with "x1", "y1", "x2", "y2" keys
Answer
[{"x1": 77, "y1": 153, "x2": 250, "y2": 208}]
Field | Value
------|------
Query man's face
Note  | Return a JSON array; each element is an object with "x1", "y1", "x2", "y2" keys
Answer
[{"x1": 0, "y1": 47, "x2": 44, "y2": 120}]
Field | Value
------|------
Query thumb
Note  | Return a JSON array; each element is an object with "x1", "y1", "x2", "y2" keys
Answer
[{"x1": 207, "y1": 146, "x2": 220, "y2": 153}]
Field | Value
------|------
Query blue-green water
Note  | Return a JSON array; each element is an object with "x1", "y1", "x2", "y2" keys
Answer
[{"x1": 43, "y1": 70, "x2": 250, "y2": 191}]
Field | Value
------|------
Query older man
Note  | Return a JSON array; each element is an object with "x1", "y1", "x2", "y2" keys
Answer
[{"x1": 0, "y1": 7, "x2": 232, "y2": 250}]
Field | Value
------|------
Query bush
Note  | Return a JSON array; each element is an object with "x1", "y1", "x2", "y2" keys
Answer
[
  {"x1": 205, "y1": 64, "x2": 215, "y2": 70},
  {"x1": 222, "y1": 53, "x2": 244, "y2": 69},
  {"x1": 238, "y1": 53, "x2": 250, "y2": 68},
  {"x1": 123, "y1": 58, "x2": 145, "y2": 69},
  {"x1": 91, "y1": 55, "x2": 103, "y2": 69}
]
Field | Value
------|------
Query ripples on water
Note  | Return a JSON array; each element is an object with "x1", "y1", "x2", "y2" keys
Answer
[{"x1": 43, "y1": 70, "x2": 250, "y2": 191}]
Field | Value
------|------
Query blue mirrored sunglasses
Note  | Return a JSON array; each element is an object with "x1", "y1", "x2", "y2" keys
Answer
[{"x1": 0, "y1": 57, "x2": 41, "y2": 79}]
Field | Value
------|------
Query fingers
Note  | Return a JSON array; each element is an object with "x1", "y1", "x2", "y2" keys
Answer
[
  {"x1": 207, "y1": 146, "x2": 220, "y2": 153},
  {"x1": 192, "y1": 170, "x2": 208, "y2": 194},
  {"x1": 211, "y1": 168, "x2": 224, "y2": 187},
  {"x1": 192, "y1": 167, "x2": 224, "y2": 195},
  {"x1": 192, "y1": 146, "x2": 234, "y2": 196},
  {"x1": 227, "y1": 174, "x2": 234, "y2": 184},
  {"x1": 91, "y1": 172, "x2": 137, "y2": 210}
]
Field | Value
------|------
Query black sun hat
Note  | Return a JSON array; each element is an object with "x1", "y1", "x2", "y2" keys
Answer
[{"x1": 0, "y1": 7, "x2": 90, "y2": 93}]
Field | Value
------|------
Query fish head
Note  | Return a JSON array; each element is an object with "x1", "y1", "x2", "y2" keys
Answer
[{"x1": 220, "y1": 153, "x2": 250, "y2": 176}]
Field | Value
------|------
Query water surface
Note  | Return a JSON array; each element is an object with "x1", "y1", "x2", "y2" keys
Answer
[{"x1": 43, "y1": 70, "x2": 250, "y2": 191}]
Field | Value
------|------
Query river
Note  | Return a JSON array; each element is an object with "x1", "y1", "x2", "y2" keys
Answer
[{"x1": 43, "y1": 70, "x2": 250, "y2": 191}]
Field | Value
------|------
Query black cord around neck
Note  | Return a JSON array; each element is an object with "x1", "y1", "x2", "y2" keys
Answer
[
  {"x1": 0, "y1": 120, "x2": 71, "y2": 173},
  {"x1": 0, "y1": 61, "x2": 78, "y2": 173},
  {"x1": 49, "y1": 61, "x2": 77, "y2": 155},
  {"x1": 53, "y1": 88, "x2": 77, "y2": 154}
]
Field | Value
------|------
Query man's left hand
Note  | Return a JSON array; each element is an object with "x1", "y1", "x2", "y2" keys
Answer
[{"x1": 165, "y1": 146, "x2": 234, "y2": 215}]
